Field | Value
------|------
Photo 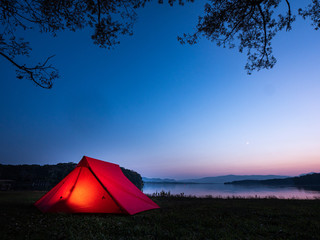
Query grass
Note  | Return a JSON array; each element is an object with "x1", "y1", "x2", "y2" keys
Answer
[{"x1": 0, "y1": 191, "x2": 320, "y2": 240}]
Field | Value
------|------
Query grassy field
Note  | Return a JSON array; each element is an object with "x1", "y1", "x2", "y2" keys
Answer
[{"x1": 0, "y1": 191, "x2": 320, "y2": 240}]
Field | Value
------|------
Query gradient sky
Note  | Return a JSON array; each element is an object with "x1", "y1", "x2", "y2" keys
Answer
[{"x1": 1, "y1": 1, "x2": 319, "y2": 179}]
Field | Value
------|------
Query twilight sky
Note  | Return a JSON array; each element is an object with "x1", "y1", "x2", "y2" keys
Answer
[{"x1": 1, "y1": 1, "x2": 319, "y2": 179}]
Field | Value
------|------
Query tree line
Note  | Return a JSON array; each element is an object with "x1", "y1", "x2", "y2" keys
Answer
[{"x1": 0, "y1": 162, "x2": 144, "y2": 190}]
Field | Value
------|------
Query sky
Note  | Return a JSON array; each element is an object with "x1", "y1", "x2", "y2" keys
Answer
[{"x1": 0, "y1": 1, "x2": 320, "y2": 179}]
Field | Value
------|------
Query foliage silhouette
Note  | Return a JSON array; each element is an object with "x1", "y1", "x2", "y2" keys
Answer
[
  {"x1": 178, "y1": 0, "x2": 320, "y2": 74},
  {"x1": 0, "y1": 0, "x2": 141, "y2": 88},
  {"x1": 0, "y1": 0, "x2": 319, "y2": 88},
  {"x1": 0, "y1": 162, "x2": 144, "y2": 190}
]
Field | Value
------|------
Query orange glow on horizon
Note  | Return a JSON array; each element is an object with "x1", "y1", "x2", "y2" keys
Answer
[{"x1": 142, "y1": 156, "x2": 320, "y2": 179}]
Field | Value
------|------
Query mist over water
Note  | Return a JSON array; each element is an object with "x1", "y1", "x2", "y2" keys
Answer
[{"x1": 143, "y1": 183, "x2": 320, "y2": 199}]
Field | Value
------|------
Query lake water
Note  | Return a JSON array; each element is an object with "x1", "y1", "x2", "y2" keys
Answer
[{"x1": 143, "y1": 183, "x2": 320, "y2": 199}]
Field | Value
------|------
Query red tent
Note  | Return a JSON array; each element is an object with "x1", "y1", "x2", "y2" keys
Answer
[{"x1": 35, "y1": 156, "x2": 159, "y2": 215}]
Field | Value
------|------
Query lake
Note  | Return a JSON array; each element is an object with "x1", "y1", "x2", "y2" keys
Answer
[{"x1": 143, "y1": 183, "x2": 320, "y2": 199}]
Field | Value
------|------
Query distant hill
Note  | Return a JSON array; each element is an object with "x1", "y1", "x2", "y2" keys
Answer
[
  {"x1": 142, "y1": 177, "x2": 176, "y2": 183},
  {"x1": 225, "y1": 172, "x2": 320, "y2": 186},
  {"x1": 143, "y1": 175, "x2": 289, "y2": 184},
  {"x1": 299, "y1": 172, "x2": 317, "y2": 176},
  {"x1": 180, "y1": 175, "x2": 289, "y2": 184}
]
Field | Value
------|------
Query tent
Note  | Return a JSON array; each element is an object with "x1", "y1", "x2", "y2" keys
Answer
[{"x1": 35, "y1": 156, "x2": 159, "y2": 215}]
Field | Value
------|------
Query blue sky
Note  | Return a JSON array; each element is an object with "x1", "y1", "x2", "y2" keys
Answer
[{"x1": 1, "y1": 1, "x2": 319, "y2": 179}]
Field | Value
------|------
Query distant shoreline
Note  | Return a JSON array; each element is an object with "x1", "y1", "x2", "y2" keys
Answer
[
  {"x1": 225, "y1": 172, "x2": 320, "y2": 187},
  {"x1": 144, "y1": 182, "x2": 218, "y2": 184}
]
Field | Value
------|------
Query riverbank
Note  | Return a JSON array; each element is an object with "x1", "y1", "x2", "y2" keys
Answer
[{"x1": 0, "y1": 191, "x2": 319, "y2": 239}]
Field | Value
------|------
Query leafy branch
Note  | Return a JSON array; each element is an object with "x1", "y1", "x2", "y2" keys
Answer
[{"x1": 178, "y1": 0, "x2": 297, "y2": 74}]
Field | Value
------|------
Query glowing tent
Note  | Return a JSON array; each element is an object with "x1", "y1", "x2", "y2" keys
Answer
[{"x1": 35, "y1": 156, "x2": 159, "y2": 215}]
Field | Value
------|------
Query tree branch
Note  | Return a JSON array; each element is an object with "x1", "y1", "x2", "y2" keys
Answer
[
  {"x1": 0, "y1": 51, "x2": 56, "y2": 89},
  {"x1": 224, "y1": 5, "x2": 255, "y2": 43},
  {"x1": 97, "y1": 0, "x2": 101, "y2": 25},
  {"x1": 285, "y1": 0, "x2": 292, "y2": 30},
  {"x1": 257, "y1": 3, "x2": 268, "y2": 65}
]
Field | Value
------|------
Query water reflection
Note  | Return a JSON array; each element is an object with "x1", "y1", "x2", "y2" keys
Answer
[{"x1": 143, "y1": 183, "x2": 320, "y2": 199}]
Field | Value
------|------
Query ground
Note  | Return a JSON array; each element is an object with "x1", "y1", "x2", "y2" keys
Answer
[{"x1": 0, "y1": 191, "x2": 320, "y2": 239}]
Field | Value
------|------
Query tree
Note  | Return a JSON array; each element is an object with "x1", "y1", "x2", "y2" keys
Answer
[
  {"x1": 0, "y1": 162, "x2": 144, "y2": 190},
  {"x1": 178, "y1": 0, "x2": 319, "y2": 74},
  {"x1": 0, "y1": 0, "x2": 319, "y2": 88},
  {"x1": 299, "y1": 0, "x2": 320, "y2": 30},
  {"x1": 0, "y1": 0, "x2": 142, "y2": 88}
]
